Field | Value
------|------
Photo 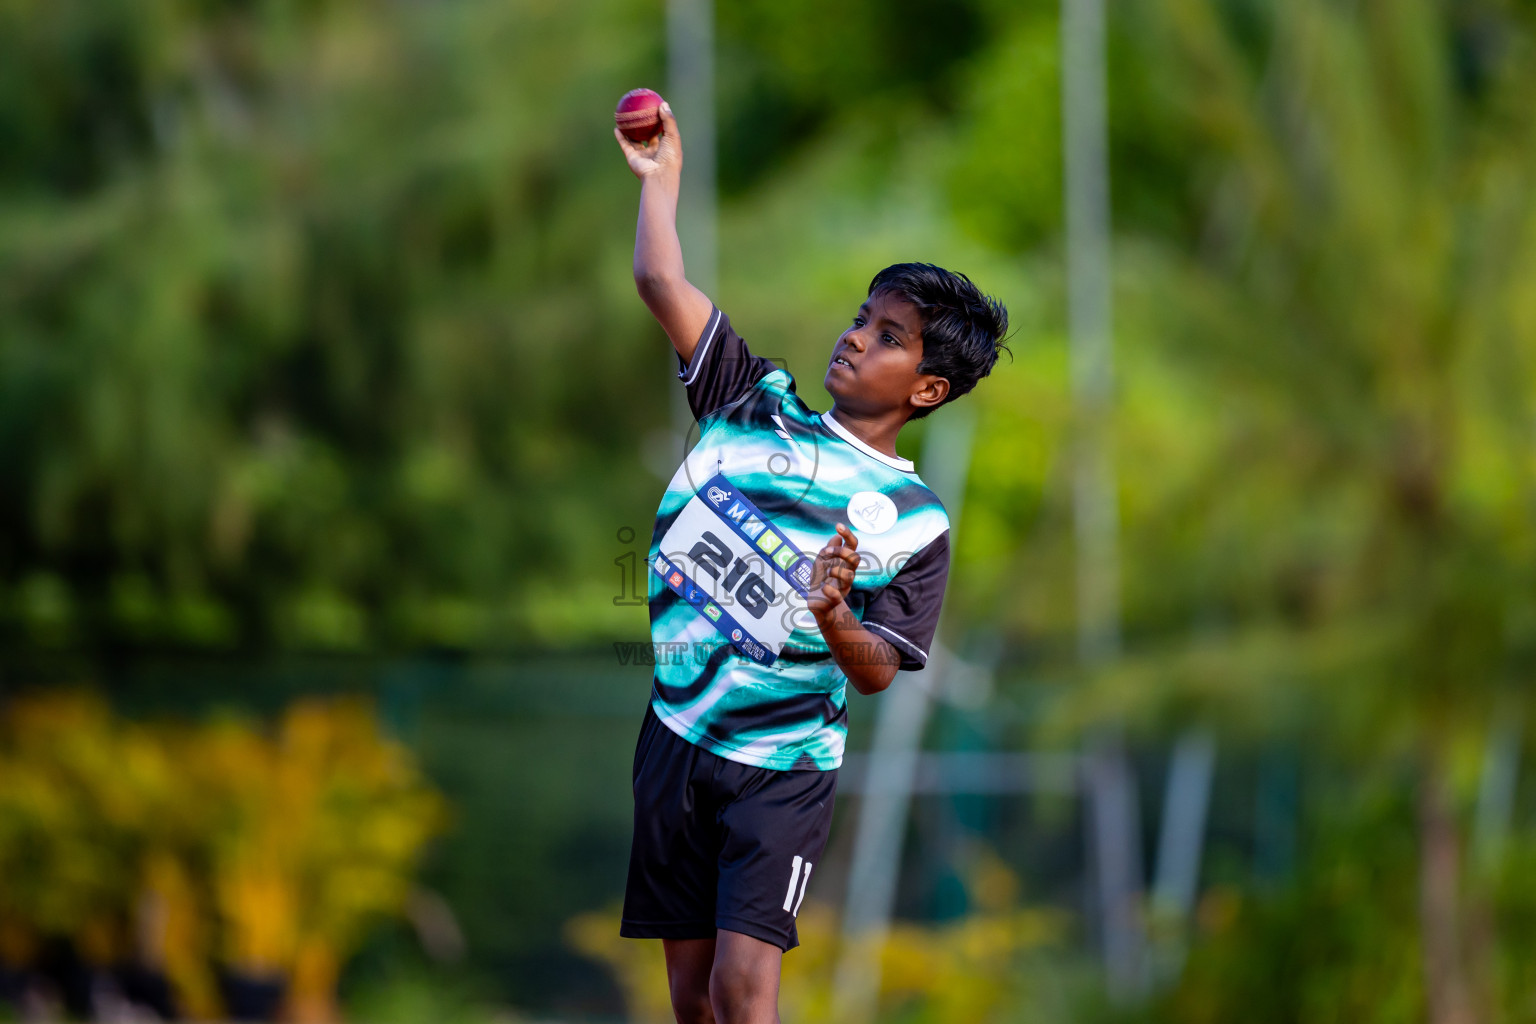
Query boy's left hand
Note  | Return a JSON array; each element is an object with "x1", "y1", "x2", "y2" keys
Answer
[{"x1": 807, "y1": 524, "x2": 860, "y2": 618}]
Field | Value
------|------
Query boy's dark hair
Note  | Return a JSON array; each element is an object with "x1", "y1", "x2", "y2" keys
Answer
[{"x1": 868, "y1": 262, "x2": 1010, "y2": 420}]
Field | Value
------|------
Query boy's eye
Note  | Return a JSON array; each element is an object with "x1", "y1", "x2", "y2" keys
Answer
[
  {"x1": 852, "y1": 316, "x2": 866, "y2": 327},
  {"x1": 882, "y1": 334, "x2": 898, "y2": 346}
]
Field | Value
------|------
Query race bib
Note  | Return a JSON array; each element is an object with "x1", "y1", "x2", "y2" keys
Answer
[{"x1": 653, "y1": 473, "x2": 814, "y2": 666}]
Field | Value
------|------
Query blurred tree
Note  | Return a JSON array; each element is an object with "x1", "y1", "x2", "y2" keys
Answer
[
  {"x1": 1057, "y1": 1, "x2": 1536, "y2": 1019},
  {"x1": 0, "y1": 0, "x2": 671, "y2": 656},
  {"x1": 714, "y1": 0, "x2": 991, "y2": 195}
]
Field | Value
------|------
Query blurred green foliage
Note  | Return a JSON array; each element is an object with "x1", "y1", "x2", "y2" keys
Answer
[
  {"x1": 1, "y1": 0, "x2": 663, "y2": 654},
  {"x1": 8, "y1": 0, "x2": 1536, "y2": 1019}
]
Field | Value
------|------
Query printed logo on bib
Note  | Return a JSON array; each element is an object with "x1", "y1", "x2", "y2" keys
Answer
[
  {"x1": 654, "y1": 473, "x2": 813, "y2": 665},
  {"x1": 847, "y1": 490, "x2": 898, "y2": 535}
]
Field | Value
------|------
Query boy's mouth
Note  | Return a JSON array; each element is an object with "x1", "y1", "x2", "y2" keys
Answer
[{"x1": 831, "y1": 355, "x2": 854, "y2": 371}]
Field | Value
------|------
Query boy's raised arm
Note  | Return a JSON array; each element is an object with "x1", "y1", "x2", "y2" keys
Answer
[{"x1": 615, "y1": 102, "x2": 715, "y2": 365}]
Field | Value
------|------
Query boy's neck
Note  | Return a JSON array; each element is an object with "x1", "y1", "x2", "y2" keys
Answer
[{"x1": 827, "y1": 405, "x2": 907, "y2": 460}]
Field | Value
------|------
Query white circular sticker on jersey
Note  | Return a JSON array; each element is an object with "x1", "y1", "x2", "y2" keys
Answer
[{"x1": 847, "y1": 491, "x2": 898, "y2": 535}]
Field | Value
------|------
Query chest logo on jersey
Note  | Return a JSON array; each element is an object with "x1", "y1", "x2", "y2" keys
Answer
[
  {"x1": 847, "y1": 490, "x2": 898, "y2": 535},
  {"x1": 654, "y1": 473, "x2": 813, "y2": 666}
]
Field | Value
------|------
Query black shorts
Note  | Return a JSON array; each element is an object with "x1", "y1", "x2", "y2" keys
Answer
[{"x1": 620, "y1": 704, "x2": 838, "y2": 951}]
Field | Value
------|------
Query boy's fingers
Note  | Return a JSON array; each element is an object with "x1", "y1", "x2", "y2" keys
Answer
[{"x1": 836, "y1": 523, "x2": 858, "y2": 549}]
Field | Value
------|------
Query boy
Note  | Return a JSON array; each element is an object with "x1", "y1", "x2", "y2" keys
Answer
[{"x1": 614, "y1": 101, "x2": 1008, "y2": 1024}]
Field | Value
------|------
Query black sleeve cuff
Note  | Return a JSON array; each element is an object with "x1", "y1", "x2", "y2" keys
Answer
[{"x1": 862, "y1": 621, "x2": 928, "y2": 671}]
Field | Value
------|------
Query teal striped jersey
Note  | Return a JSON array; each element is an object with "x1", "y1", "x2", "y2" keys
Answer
[{"x1": 647, "y1": 309, "x2": 951, "y2": 771}]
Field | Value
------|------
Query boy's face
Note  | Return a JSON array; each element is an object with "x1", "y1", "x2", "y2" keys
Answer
[{"x1": 824, "y1": 289, "x2": 949, "y2": 419}]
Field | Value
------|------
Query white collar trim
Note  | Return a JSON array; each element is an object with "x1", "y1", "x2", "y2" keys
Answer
[{"x1": 819, "y1": 412, "x2": 915, "y2": 472}]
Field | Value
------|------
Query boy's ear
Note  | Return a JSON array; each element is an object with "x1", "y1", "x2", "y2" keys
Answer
[{"x1": 909, "y1": 375, "x2": 950, "y2": 414}]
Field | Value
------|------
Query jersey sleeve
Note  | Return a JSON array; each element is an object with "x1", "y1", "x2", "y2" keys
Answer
[
  {"x1": 861, "y1": 531, "x2": 951, "y2": 671},
  {"x1": 676, "y1": 307, "x2": 778, "y2": 421}
]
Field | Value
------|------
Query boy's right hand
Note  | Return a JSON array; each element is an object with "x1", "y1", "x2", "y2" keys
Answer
[
  {"x1": 806, "y1": 524, "x2": 860, "y2": 619},
  {"x1": 615, "y1": 102, "x2": 682, "y2": 181}
]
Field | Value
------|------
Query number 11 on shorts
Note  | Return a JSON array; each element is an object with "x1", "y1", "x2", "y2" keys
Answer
[{"x1": 782, "y1": 855, "x2": 813, "y2": 916}]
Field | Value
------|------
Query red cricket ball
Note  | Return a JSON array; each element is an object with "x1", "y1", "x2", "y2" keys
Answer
[{"x1": 615, "y1": 88, "x2": 664, "y2": 143}]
